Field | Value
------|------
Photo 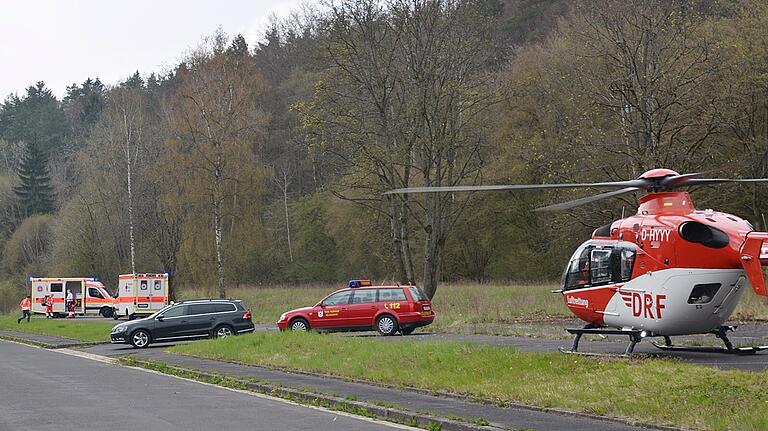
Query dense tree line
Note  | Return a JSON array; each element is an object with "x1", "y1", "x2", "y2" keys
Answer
[{"x1": 1, "y1": 0, "x2": 767, "y2": 300}]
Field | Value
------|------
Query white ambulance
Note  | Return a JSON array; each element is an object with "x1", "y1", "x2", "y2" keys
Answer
[
  {"x1": 113, "y1": 273, "x2": 169, "y2": 320},
  {"x1": 30, "y1": 277, "x2": 116, "y2": 317}
]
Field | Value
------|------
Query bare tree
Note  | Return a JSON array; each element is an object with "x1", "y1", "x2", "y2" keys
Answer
[
  {"x1": 167, "y1": 33, "x2": 268, "y2": 298},
  {"x1": 302, "y1": 0, "x2": 504, "y2": 297},
  {"x1": 279, "y1": 165, "x2": 294, "y2": 262},
  {"x1": 572, "y1": 0, "x2": 719, "y2": 174}
]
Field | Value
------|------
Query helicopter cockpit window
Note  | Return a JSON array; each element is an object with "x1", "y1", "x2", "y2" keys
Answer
[
  {"x1": 562, "y1": 242, "x2": 637, "y2": 291},
  {"x1": 562, "y1": 244, "x2": 592, "y2": 291}
]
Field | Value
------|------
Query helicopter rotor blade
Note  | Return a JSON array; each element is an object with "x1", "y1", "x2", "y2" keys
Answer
[
  {"x1": 384, "y1": 180, "x2": 651, "y2": 195},
  {"x1": 659, "y1": 172, "x2": 703, "y2": 188},
  {"x1": 534, "y1": 187, "x2": 639, "y2": 212},
  {"x1": 678, "y1": 178, "x2": 768, "y2": 187}
]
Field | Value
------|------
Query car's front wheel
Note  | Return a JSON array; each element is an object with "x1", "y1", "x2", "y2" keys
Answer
[
  {"x1": 214, "y1": 324, "x2": 234, "y2": 338},
  {"x1": 376, "y1": 315, "x2": 398, "y2": 336},
  {"x1": 289, "y1": 318, "x2": 310, "y2": 332},
  {"x1": 130, "y1": 330, "x2": 151, "y2": 348}
]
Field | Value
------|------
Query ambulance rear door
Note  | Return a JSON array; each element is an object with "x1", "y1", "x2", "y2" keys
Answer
[
  {"x1": 116, "y1": 278, "x2": 135, "y2": 317},
  {"x1": 136, "y1": 278, "x2": 152, "y2": 314},
  {"x1": 147, "y1": 277, "x2": 168, "y2": 312},
  {"x1": 31, "y1": 280, "x2": 48, "y2": 314}
]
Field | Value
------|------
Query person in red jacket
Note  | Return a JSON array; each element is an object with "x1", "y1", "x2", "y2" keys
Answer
[
  {"x1": 17, "y1": 295, "x2": 31, "y2": 324},
  {"x1": 44, "y1": 295, "x2": 54, "y2": 318}
]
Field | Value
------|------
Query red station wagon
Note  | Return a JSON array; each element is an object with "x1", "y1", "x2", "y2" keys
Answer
[{"x1": 277, "y1": 280, "x2": 435, "y2": 336}]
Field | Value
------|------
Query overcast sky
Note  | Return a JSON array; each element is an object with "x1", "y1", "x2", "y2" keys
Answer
[{"x1": 0, "y1": 0, "x2": 310, "y2": 99}]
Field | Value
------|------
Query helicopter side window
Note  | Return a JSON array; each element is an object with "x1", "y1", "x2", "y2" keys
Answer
[
  {"x1": 590, "y1": 249, "x2": 612, "y2": 284},
  {"x1": 619, "y1": 248, "x2": 636, "y2": 281}
]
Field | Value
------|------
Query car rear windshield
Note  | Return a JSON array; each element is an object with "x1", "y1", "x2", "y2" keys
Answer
[{"x1": 408, "y1": 287, "x2": 429, "y2": 301}]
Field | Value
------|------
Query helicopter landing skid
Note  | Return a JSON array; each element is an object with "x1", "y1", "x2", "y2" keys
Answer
[
  {"x1": 562, "y1": 327, "x2": 644, "y2": 356},
  {"x1": 650, "y1": 343, "x2": 768, "y2": 355},
  {"x1": 651, "y1": 326, "x2": 768, "y2": 355}
]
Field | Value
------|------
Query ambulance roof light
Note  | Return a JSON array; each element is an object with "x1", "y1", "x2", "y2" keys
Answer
[{"x1": 348, "y1": 279, "x2": 372, "y2": 288}]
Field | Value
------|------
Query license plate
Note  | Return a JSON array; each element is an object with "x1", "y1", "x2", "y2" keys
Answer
[{"x1": 422, "y1": 305, "x2": 431, "y2": 311}]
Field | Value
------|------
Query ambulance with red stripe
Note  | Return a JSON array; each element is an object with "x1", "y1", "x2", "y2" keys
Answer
[
  {"x1": 113, "y1": 273, "x2": 169, "y2": 320},
  {"x1": 30, "y1": 277, "x2": 115, "y2": 318}
]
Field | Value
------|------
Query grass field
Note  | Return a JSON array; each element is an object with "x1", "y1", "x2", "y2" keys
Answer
[
  {"x1": 0, "y1": 315, "x2": 113, "y2": 342},
  {"x1": 177, "y1": 282, "x2": 570, "y2": 328},
  {"x1": 178, "y1": 281, "x2": 768, "y2": 327},
  {"x1": 3, "y1": 280, "x2": 768, "y2": 342},
  {"x1": 170, "y1": 331, "x2": 768, "y2": 431}
]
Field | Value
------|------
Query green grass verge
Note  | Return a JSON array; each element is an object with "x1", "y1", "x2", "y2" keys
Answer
[
  {"x1": 178, "y1": 282, "x2": 570, "y2": 327},
  {"x1": 170, "y1": 331, "x2": 768, "y2": 431},
  {"x1": 180, "y1": 281, "x2": 768, "y2": 329},
  {"x1": 0, "y1": 315, "x2": 113, "y2": 342}
]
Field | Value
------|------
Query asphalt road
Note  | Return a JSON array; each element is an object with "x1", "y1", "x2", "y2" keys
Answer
[
  {"x1": 83, "y1": 324, "x2": 768, "y2": 371},
  {"x1": 383, "y1": 332, "x2": 768, "y2": 371},
  {"x1": 0, "y1": 340, "x2": 413, "y2": 431}
]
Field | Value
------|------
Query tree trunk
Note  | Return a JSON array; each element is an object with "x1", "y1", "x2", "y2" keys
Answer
[
  {"x1": 388, "y1": 195, "x2": 408, "y2": 283},
  {"x1": 214, "y1": 200, "x2": 225, "y2": 299},
  {"x1": 122, "y1": 110, "x2": 137, "y2": 275},
  {"x1": 214, "y1": 157, "x2": 226, "y2": 299},
  {"x1": 167, "y1": 271, "x2": 176, "y2": 302},
  {"x1": 421, "y1": 185, "x2": 443, "y2": 299},
  {"x1": 399, "y1": 200, "x2": 415, "y2": 283},
  {"x1": 282, "y1": 168, "x2": 294, "y2": 263}
]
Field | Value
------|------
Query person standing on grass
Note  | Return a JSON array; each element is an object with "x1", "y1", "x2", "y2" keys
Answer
[
  {"x1": 44, "y1": 295, "x2": 54, "y2": 318},
  {"x1": 17, "y1": 295, "x2": 31, "y2": 324}
]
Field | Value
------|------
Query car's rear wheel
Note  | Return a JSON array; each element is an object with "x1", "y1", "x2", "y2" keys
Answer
[
  {"x1": 130, "y1": 330, "x2": 151, "y2": 348},
  {"x1": 401, "y1": 328, "x2": 415, "y2": 335},
  {"x1": 100, "y1": 306, "x2": 114, "y2": 318},
  {"x1": 376, "y1": 315, "x2": 398, "y2": 336},
  {"x1": 290, "y1": 318, "x2": 310, "y2": 331},
  {"x1": 214, "y1": 324, "x2": 234, "y2": 338}
]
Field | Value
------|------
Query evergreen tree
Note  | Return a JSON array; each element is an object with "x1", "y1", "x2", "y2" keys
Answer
[
  {"x1": 123, "y1": 71, "x2": 144, "y2": 89},
  {"x1": 14, "y1": 142, "x2": 55, "y2": 217},
  {"x1": 227, "y1": 34, "x2": 249, "y2": 57},
  {"x1": 0, "y1": 82, "x2": 68, "y2": 154}
]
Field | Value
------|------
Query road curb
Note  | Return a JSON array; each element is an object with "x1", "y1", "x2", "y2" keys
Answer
[{"x1": 121, "y1": 357, "x2": 500, "y2": 431}]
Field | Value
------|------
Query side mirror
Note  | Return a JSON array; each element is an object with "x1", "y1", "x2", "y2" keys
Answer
[{"x1": 156, "y1": 315, "x2": 164, "y2": 322}]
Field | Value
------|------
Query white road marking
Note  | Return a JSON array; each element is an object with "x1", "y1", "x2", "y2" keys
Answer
[
  {"x1": 57, "y1": 348, "x2": 118, "y2": 364},
  {"x1": 53, "y1": 347, "x2": 419, "y2": 430}
]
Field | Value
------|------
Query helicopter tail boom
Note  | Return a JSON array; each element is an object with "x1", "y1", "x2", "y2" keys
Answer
[{"x1": 739, "y1": 232, "x2": 768, "y2": 296}]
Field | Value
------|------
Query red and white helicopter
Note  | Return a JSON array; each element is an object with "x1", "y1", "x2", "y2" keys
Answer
[{"x1": 388, "y1": 168, "x2": 768, "y2": 355}]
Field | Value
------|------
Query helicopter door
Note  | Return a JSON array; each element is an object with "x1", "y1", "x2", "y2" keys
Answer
[{"x1": 606, "y1": 246, "x2": 637, "y2": 314}]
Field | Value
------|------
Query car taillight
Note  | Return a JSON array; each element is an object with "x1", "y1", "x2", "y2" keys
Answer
[{"x1": 243, "y1": 311, "x2": 252, "y2": 320}]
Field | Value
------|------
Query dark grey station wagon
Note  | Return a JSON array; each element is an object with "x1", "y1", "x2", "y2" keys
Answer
[{"x1": 111, "y1": 299, "x2": 254, "y2": 348}]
